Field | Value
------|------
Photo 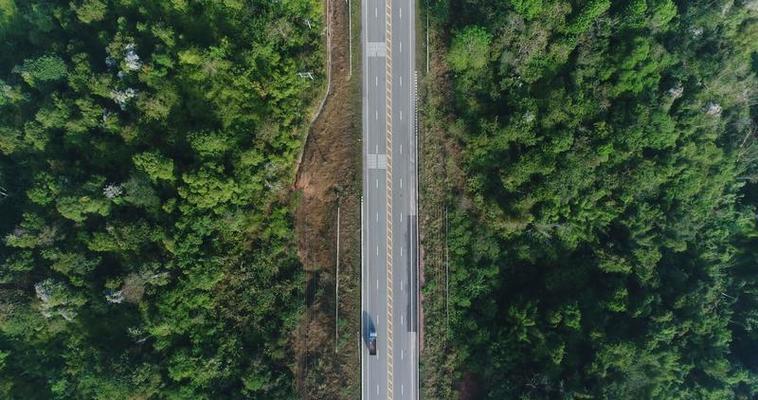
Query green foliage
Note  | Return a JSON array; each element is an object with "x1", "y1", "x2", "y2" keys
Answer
[
  {"x1": 568, "y1": 0, "x2": 610, "y2": 34},
  {"x1": 511, "y1": 0, "x2": 543, "y2": 20},
  {"x1": 42, "y1": 250, "x2": 100, "y2": 286},
  {"x1": 133, "y1": 151, "x2": 175, "y2": 183},
  {"x1": 13, "y1": 55, "x2": 67, "y2": 87},
  {"x1": 56, "y1": 195, "x2": 111, "y2": 222},
  {"x1": 448, "y1": 26, "x2": 492, "y2": 74},
  {"x1": 648, "y1": 0, "x2": 676, "y2": 28},
  {"x1": 429, "y1": 0, "x2": 758, "y2": 398},
  {"x1": 0, "y1": 251, "x2": 34, "y2": 283},
  {"x1": 178, "y1": 165, "x2": 240, "y2": 211},
  {"x1": 0, "y1": 0, "x2": 15, "y2": 33},
  {"x1": 34, "y1": 278, "x2": 87, "y2": 320},
  {"x1": 0, "y1": 0, "x2": 322, "y2": 397},
  {"x1": 188, "y1": 130, "x2": 234, "y2": 159},
  {"x1": 605, "y1": 36, "x2": 671, "y2": 95},
  {"x1": 121, "y1": 174, "x2": 161, "y2": 211},
  {"x1": 71, "y1": 0, "x2": 107, "y2": 24}
]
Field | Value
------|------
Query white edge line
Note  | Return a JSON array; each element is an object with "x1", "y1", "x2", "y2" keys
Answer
[
  {"x1": 411, "y1": 3, "x2": 419, "y2": 399},
  {"x1": 361, "y1": 0, "x2": 368, "y2": 398}
]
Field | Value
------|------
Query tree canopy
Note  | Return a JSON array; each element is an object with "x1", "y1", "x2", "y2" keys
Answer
[
  {"x1": 0, "y1": 0, "x2": 323, "y2": 398},
  {"x1": 427, "y1": 0, "x2": 758, "y2": 398}
]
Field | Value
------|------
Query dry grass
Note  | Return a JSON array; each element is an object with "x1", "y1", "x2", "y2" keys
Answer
[{"x1": 290, "y1": 0, "x2": 362, "y2": 397}]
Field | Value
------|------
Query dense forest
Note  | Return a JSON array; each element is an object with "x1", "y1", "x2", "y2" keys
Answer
[
  {"x1": 0, "y1": 0, "x2": 323, "y2": 398},
  {"x1": 427, "y1": 0, "x2": 758, "y2": 398}
]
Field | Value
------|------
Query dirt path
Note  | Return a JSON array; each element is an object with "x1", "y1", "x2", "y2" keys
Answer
[{"x1": 291, "y1": 0, "x2": 362, "y2": 398}]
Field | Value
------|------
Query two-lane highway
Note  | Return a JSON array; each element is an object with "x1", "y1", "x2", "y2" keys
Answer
[{"x1": 361, "y1": 0, "x2": 418, "y2": 397}]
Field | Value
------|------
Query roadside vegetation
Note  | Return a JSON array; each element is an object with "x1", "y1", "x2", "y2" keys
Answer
[
  {"x1": 292, "y1": 0, "x2": 362, "y2": 397},
  {"x1": 0, "y1": 0, "x2": 323, "y2": 398},
  {"x1": 422, "y1": 0, "x2": 757, "y2": 398}
]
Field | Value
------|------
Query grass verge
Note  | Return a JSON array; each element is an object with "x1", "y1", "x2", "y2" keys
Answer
[
  {"x1": 291, "y1": 0, "x2": 363, "y2": 398},
  {"x1": 417, "y1": 7, "x2": 469, "y2": 399}
]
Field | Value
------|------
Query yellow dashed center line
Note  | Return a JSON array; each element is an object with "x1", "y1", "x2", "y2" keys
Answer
[{"x1": 384, "y1": 0, "x2": 394, "y2": 398}]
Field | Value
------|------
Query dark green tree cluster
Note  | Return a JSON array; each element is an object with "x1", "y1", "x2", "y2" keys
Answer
[
  {"x1": 430, "y1": 0, "x2": 757, "y2": 398},
  {"x1": 0, "y1": 0, "x2": 322, "y2": 398}
]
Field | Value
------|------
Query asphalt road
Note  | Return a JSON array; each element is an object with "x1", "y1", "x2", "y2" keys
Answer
[{"x1": 361, "y1": 0, "x2": 418, "y2": 397}]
